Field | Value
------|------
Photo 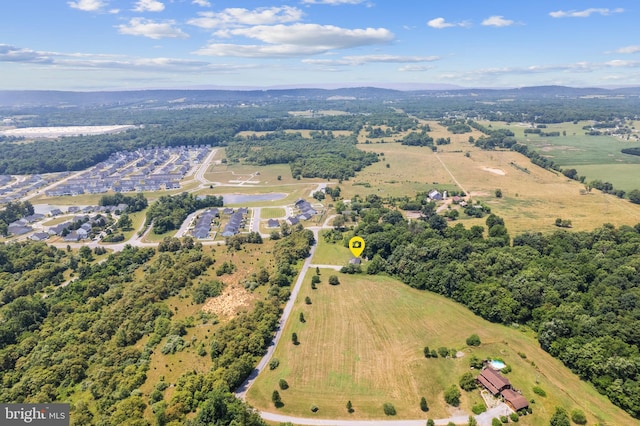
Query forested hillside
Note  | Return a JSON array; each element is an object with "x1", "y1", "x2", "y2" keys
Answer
[
  {"x1": 0, "y1": 223, "x2": 315, "y2": 425},
  {"x1": 344, "y1": 203, "x2": 640, "y2": 418}
]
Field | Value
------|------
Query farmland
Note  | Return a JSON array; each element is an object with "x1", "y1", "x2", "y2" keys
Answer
[{"x1": 246, "y1": 272, "x2": 634, "y2": 425}]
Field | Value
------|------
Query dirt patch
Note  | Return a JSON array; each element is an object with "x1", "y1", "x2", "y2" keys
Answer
[
  {"x1": 202, "y1": 283, "x2": 253, "y2": 318},
  {"x1": 481, "y1": 166, "x2": 506, "y2": 176}
]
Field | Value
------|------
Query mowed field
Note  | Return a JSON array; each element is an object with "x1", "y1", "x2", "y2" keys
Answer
[
  {"x1": 481, "y1": 120, "x2": 640, "y2": 192},
  {"x1": 345, "y1": 121, "x2": 640, "y2": 234},
  {"x1": 247, "y1": 272, "x2": 634, "y2": 425}
]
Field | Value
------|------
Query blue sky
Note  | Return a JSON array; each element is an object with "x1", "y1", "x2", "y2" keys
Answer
[{"x1": 1, "y1": 1, "x2": 639, "y2": 90}]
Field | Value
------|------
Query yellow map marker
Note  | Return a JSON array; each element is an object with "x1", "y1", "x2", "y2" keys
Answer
[{"x1": 348, "y1": 236, "x2": 365, "y2": 258}]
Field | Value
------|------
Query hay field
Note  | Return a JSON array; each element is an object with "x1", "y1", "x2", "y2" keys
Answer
[
  {"x1": 344, "y1": 120, "x2": 640, "y2": 234},
  {"x1": 247, "y1": 272, "x2": 633, "y2": 425}
]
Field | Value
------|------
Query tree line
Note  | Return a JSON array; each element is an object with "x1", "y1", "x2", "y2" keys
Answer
[{"x1": 345, "y1": 206, "x2": 640, "y2": 418}]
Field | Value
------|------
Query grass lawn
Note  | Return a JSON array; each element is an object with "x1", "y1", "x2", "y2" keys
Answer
[
  {"x1": 478, "y1": 120, "x2": 640, "y2": 192},
  {"x1": 261, "y1": 207, "x2": 286, "y2": 219},
  {"x1": 246, "y1": 273, "x2": 634, "y2": 425},
  {"x1": 311, "y1": 233, "x2": 352, "y2": 266}
]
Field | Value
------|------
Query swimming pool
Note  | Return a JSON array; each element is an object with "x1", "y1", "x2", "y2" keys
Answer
[{"x1": 490, "y1": 360, "x2": 506, "y2": 370}]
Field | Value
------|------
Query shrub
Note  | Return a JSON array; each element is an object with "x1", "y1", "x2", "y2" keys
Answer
[
  {"x1": 460, "y1": 372, "x2": 477, "y2": 391},
  {"x1": 272, "y1": 390, "x2": 282, "y2": 407},
  {"x1": 571, "y1": 409, "x2": 587, "y2": 425},
  {"x1": 550, "y1": 407, "x2": 570, "y2": 426},
  {"x1": 468, "y1": 416, "x2": 478, "y2": 426},
  {"x1": 472, "y1": 403, "x2": 486, "y2": 414},
  {"x1": 269, "y1": 358, "x2": 280, "y2": 370},
  {"x1": 383, "y1": 403, "x2": 396, "y2": 416},
  {"x1": 424, "y1": 346, "x2": 431, "y2": 358},
  {"x1": 420, "y1": 397, "x2": 428, "y2": 412},
  {"x1": 500, "y1": 415, "x2": 509, "y2": 423},
  {"x1": 509, "y1": 412, "x2": 519, "y2": 422},
  {"x1": 305, "y1": 296, "x2": 312, "y2": 304},
  {"x1": 310, "y1": 405, "x2": 319, "y2": 413},
  {"x1": 501, "y1": 365, "x2": 512, "y2": 374},
  {"x1": 437, "y1": 347, "x2": 450, "y2": 358},
  {"x1": 466, "y1": 334, "x2": 481, "y2": 346},
  {"x1": 492, "y1": 419, "x2": 502, "y2": 426},
  {"x1": 532, "y1": 386, "x2": 546, "y2": 397},
  {"x1": 427, "y1": 420, "x2": 435, "y2": 426},
  {"x1": 444, "y1": 385, "x2": 461, "y2": 406},
  {"x1": 279, "y1": 379, "x2": 289, "y2": 390},
  {"x1": 299, "y1": 312, "x2": 305, "y2": 323}
]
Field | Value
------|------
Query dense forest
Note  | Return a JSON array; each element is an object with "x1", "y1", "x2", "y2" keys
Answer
[
  {"x1": 0, "y1": 224, "x2": 315, "y2": 425},
  {"x1": 0, "y1": 200, "x2": 34, "y2": 236},
  {"x1": 146, "y1": 193, "x2": 224, "y2": 234},
  {"x1": 227, "y1": 131, "x2": 379, "y2": 180},
  {"x1": 338, "y1": 199, "x2": 640, "y2": 418}
]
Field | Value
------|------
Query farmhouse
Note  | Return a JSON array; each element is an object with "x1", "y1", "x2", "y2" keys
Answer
[
  {"x1": 428, "y1": 189, "x2": 443, "y2": 201},
  {"x1": 501, "y1": 388, "x2": 529, "y2": 411},
  {"x1": 477, "y1": 367, "x2": 529, "y2": 411},
  {"x1": 478, "y1": 367, "x2": 510, "y2": 396}
]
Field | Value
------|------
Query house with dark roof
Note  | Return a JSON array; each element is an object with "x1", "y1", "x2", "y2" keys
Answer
[
  {"x1": 477, "y1": 367, "x2": 529, "y2": 412},
  {"x1": 30, "y1": 232, "x2": 50, "y2": 241},
  {"x1": 267, "y1": 219, "x2": 280, "y2": 228},
  {"x1": 286, "y1": 216, "x2": 299, "y2": 226},
  {"x1": 477, "y1": 368, "x2": 511, "y2": 396},
  {"x1": 501, "y1": 388, "x2": 529, "y2": 411},
  {"x1": 428, "y1": 189, "x2": 443, "y2": 201}
]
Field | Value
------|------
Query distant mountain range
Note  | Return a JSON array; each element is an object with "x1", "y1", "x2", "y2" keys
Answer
[{"x1": 1, "y1": 85, "x2": 639, "y2": 108}]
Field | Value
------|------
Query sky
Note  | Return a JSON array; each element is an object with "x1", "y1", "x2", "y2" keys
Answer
[{"x1": 1, "y1": 1, "x2": 640, "y2": 90}]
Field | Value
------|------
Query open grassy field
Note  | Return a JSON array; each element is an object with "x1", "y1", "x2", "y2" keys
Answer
[
  {"x1": 246, "y1": 272, "x2": 635, "y2": 425},
  {"x1": 479, "y1": 120, "x2": 640, "y2": 191},
  {"x1": 343, "y1": 119, "x2": 640, "y2": 234},
  {"x1": 261, "y1": 207, "x2": 286, "y2": 219},
  {"x1": 310, "y1": 234, "x2": 352, "y2": 265}
]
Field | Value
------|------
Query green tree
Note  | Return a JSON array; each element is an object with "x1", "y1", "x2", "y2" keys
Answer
[
  {"x1": 427, "y1": 420, "x2": 435, "y2": 426},
  {"x1": 492, "y1": 418, "x2": 502, "y2": 426},
  {"x1": 468, "y1": 416, "x2": 478, "y2": 426},
  {"x1": 328, "y1": 275, "x2": 340, "y2": 285},
  {"x1": 549, "y1": 407, "x2": 570, "y2": 426},
  {"x1": 444, "y1": 385, "x2": 461, "y2": 406},
  {"x1": 279, "y1": 379, "x2": 289, "y2": 390},
  {"x1": 305, "y1": 296, "x2": 312, "y2": 305},
  {"x1": 272, "y1": 390, "x2": 283, "y2": 407},
  {"x1": 117, "y1": 213, "x2": 133, "y2": 230},
  {"x1": 312, "y1": 275, "x2": 321, "y2": 285},
  {"x1": 299, "y1": 312, "x2": 305, "y2": 323},
  {"x1": 420, "y1": 396, "x2": 429, "y2": 412},
  {"x1": 495, "y1": 189, "x2": 502, "y2": 198},
  {"x1": 292, "y1": 332, "x2": 299, "y2": 345},
  {"x1": 570, "y1": 409, "x2": 587, "y2": 425},
  {"x1": 424, "y1": 346, "x2": 431, "y2": 358},
  {"x1": 383, "y1": 403, "x2": 396, "y2": 416},
  {"x1": 459, "y1": 372, "x2": 477, "y2": 391},
  {"x1": 629, "y1": 189, "x2": 640, "y2": 204},
  {"x1": 347, "y1": 400, "x2": 353, "y2": 413},
  {"x1": 466, "y1": 334, "x2": 481, "y2": 346}
]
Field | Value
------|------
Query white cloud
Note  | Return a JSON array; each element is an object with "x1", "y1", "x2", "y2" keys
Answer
[
  {"x1": 399, "y1": 65, "x2": 434, "y2": 72},
  {"x1": 481, "y1": 16, "x2": 514, "y2": 27},
  {"x1": 192, "y1": 0, "x2": 211, "y2": 6},
  {"x1": 117, "y1": 18, "x2": 189, "y2": 39},
  {"x1": 195, "y1": 24, "x2": 392, "y2": 58},
  {"x1": 301, "y1": 0, "x2": 367, "y2": 4},
  {"x1": 616, "y1": 45, "x2": 640, "y2": 54},
  {"x1": 133, "y1": 0, "x2": 165, "y2": 12},
  {"x1": 427, "y1": 18, "x2": 454, "y2": 29},
  {"x1": 214, "y1": 24, "x2": 392, "y2": 48},
  {"x1": 188, "y1": 7, "x2": 303, "y2": 29},
  {"x1": 0, "y1": 43, "x2": 254, "y2": 74},
  {"x1": 68, "y1": 0, "x2": 106, "y2": 12},
  {"x1": 549, "y1": 8, "x2": 624, "y2": 18},
  {"x1": 303, "y1": 54, "x2": 439, "y2": 66}
]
